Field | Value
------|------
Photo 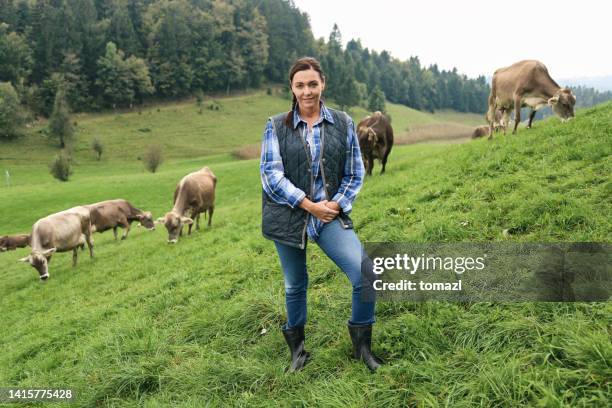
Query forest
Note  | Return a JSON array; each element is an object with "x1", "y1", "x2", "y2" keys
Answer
[
  {"x1": 0, "y1": 0, "x2": 490, "y2": 118},
  {"x1": 1, "y1": 0, "x2": 610, "y2": 125}
]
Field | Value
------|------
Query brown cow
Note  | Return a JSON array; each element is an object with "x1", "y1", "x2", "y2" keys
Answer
[
  {"x1": 157, "y1": 167, "x2": 216, "y2": 243},
  {"x1": 19, "y1": 207, "x2": 94, "y2": 280},
  {"x1": 0, "y1": 234, "x2": 30, "y2": 252},
  {"x1": 86, "y1": 199, "x2": 155, "y2": 240},
  {"x1": 357, "y1": 111, "x2": 394, "y2": 175},
  {"x1": 487, "y1": 60, "x2": 576, "y2": 138},
  {"x1": 472, "y1": 126, "x2": 490, "y2": 139}
]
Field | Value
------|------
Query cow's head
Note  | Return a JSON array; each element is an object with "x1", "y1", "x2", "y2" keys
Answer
[
  {"x1": 137, "y1": 211, "x2": 155, "y2": 231},
  {"x1": 19, "y1": 248, "x2": 56, "y2": 280},
  {"x1": 156, "y1": 212, "x2": 193, "y2": 243},
  {"x1": 548, "y1": 88, "x2": 576, "y2": 121}
]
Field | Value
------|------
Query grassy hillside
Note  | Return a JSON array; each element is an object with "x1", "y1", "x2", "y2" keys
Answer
[
  {"x1": 0, "y1": 101, "x2": 610, "y2": 406},
  {"x1": 0, "y1": 91, "x2": 482, "y2": 170}
]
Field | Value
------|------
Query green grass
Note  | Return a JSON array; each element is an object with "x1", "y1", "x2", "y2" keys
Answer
[{"x1": 0, "y1": 99, "x2": 610, "y2": 407}]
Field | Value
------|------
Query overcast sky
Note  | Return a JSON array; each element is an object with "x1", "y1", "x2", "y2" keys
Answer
[{"x1": 292, "y1": 0, "x2": 611, "y2": 80}]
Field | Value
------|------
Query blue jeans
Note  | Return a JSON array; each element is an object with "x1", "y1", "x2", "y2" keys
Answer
[{"x1": 274, "y1": 219, "x2": 376, "y2": 329}]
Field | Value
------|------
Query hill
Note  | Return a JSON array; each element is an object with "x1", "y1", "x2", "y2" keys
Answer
[
  {"x1": 0, "y1": 101, "x2": 610, "y2": 406},
  {"x1": 1, "y1": 91, "x2": 483, "y2": 172}
]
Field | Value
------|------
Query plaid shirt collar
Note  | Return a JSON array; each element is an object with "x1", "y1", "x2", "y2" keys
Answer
[{"x1": 292, "y1": 102, "x2": 335, "y2": 130}]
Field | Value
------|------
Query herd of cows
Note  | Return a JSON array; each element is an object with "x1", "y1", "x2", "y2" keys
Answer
[
  {"x1": 1, "y1": 167, "x2": 217, "y2": 280},
  {"x1": 1, "y1": 59, "x2": 576, "y2": 281}
]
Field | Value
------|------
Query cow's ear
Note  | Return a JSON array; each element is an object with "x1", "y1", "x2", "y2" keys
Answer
[
  {"x1": 180, "y1": 216, "x2": 194, "y2": 225},
  {"x1": 18, "y1": 255, "x2": 31, "y2": 263},
  {"x1": 42, "y1": 248, "x2": 56, "y2": 256},
  {"x1": 548, "y1": 95, "x2": 559, "y2": 105}
]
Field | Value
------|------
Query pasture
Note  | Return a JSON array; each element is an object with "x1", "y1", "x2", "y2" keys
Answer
[{"x1": 0, "y1": 96, "x2": 610, "y2": 406}]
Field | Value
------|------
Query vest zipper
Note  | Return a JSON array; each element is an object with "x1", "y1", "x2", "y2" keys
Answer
[
  {"x1": 298, "y1": 125, "x2": 315, "y2": 249},
  {"x1": 320, "y1": 121, "x2": 350, "y2": 229}
]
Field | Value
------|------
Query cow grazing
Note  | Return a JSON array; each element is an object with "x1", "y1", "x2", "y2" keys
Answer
[
  {"x1": 0, "y1": 234, "x2": 30, "y2": 252},
  {"x1": 87, "y1": 199, "x2": 155, "y2": 240},
  {"x1": 157, "y1": 167, "x2": 216, "y2": 243},
  {"x1": 487, "y1": 60, "x2": 576, "y2": 138},
  {"x1": 19, "y1": 207, "x2": 94, "y2": 281},
  {"x1": 357, "y1": 111, "x2": 394, "y2": 175}
]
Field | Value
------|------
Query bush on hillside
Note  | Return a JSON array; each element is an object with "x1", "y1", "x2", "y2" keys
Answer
[
  {"x1": 49, "y1": 151, "x2": 73, "y2": 181},
  {"x1": 143, "y1": 145, "x2": 163, "y2": 173},
  {"x1": 208, "y1": 100, "x2": 221, "y2": 111},
  {"x1": 91, "y1": 137, "x2": 104, "y2": 160},
  {"x1": 195, "y1": 90, "x2": 204, "y2": 114}
]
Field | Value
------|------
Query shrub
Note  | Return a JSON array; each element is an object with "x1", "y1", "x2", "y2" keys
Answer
[
  {"x1": 207, "y1": 100, "x2": 221, "y2": 111},
  {"x1": 49, "y1": 151, "x2": 73, "y2": 181},
  {"x1": 143, "y1": 145, "x2": 163, "y2": 173},
  {"x1": 91, "y1": 137, "x2": 104, "y2": 160},
  {"x1": 195, "y1": 90, "x2": 204, "y2": 114}
]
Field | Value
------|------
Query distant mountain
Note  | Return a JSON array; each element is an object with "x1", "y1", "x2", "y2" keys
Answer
[{"x1": 558, "y1": 76, "x2": 612, "y2": 91}]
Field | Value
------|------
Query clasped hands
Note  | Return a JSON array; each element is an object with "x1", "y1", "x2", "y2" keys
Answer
[{"x1": 299, "y1": 198, "x2": 340, "y2": 223}]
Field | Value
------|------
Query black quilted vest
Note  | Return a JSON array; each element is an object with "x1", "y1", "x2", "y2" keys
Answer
[{"x1": 262, "y1": 108, "x2": 354, "y2": 249}]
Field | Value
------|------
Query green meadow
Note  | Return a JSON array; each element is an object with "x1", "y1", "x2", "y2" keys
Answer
[{"x1": 0, "y1": 95, "x2": 610, "y2": 407}]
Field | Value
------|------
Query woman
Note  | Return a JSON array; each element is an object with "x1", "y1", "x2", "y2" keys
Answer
[{"x1": 260, "y1": 57, "x2": 382, "y2": 372}]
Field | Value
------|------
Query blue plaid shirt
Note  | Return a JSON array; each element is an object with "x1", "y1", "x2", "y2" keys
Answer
[{"x1": 260, "y1": 104, "x2": 365, "y2": 241}]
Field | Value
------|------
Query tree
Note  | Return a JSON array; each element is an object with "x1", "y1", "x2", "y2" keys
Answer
[
  {"x1": 108, "y1": 0, "x2": 140, "y2": 56},
  {"x1": 96, "y1": 41, "x2": 151, "y2": 107},
  {"x1": 96, "y1": 42, "x2": 133, "y2": 107},
  {"x1": 0, "y1": 82, "x2": 25, "y2": 140},
  {"x1": 368, "y1": 85, "x2": 386, "y2": 113},
  {"x1": 48, "y1": 85, "x2": 74, "y2": 148},
  {"x1": 125, "y1": 54, "x2": 154, "y2": 105},
  {"x1": 336, "y1": 76, "x2": 360, "y2": 111},
  {"x1": 59, "y1": 52, "x2": 90, "y2": 109},
  {"x1": 0, "y1": 23, "x2": 32, "y2": 87}
]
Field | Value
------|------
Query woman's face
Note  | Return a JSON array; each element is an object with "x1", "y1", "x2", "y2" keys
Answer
[{"x1": 291, "y1": 68, "x2": 325, "y2": 111}]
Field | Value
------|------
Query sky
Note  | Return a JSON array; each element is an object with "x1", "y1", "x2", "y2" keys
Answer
[{"x1": 292, "y1": 0, "x2": 611, "y2": 80}]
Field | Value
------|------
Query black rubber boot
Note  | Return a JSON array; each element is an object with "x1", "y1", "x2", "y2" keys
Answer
[
  {"x1": 282, "y1": 326, "x2": 310, "y2": 373},
  {"x1": 348, "y1": 323, "x2": 383, "y2": 372}
]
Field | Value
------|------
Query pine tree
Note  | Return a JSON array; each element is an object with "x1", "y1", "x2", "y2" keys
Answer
[{"x1": 368, "y1": 86, "x2": 386, "y2": 113}]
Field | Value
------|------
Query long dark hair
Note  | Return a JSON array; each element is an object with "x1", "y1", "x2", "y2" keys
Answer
[{"x1": 284, "y1": 57, "x2": 326, "y2": 127}]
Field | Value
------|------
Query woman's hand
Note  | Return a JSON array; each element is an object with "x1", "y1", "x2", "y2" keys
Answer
[
  {"x1": 300, "y1": 199, "x2": 339, "y2": 223},
  {"x1": 324, "y1": 201, "x2": 341, "y2": 212}
]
